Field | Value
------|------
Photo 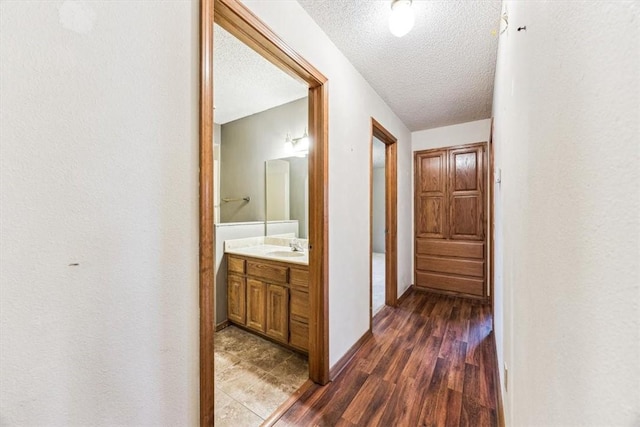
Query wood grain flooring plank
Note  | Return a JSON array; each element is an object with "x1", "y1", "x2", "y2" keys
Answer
[
  {"x1": 445, "y1": 389, "x2": 463, "y2": 427},
  {"x1": 341, "y1": 374, "x2": 395, "y2": 425},
  {"x1": 378, "y1": 377, "x2": 424, "y2": 427},
  {"x1": 460, "y1": 395, "x2": 496, "y2": 427},
  {"x1": 302, "y1": 368, "x2": 370, "y2": 427},
  {"x1": 277, "y1": 290, "x2": 498, "y2": 427},
  {"x1": 447, "y1": 340, "x2": 468, "y2": 392},
  {"x1": 418, "y1": 357, "x2": 451, "y2": 426},
  {"x1": 405, "y1": 334, "x2": 442, "y2": 386}
]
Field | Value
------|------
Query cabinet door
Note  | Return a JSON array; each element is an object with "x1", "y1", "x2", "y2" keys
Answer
[
  {"x1": 266, "y1": 284, "x2": 289, "y2": 343},
  {"x1": 448, "y1": 145, "x2": 484, "y2": 240},
  {"x1": 415, "y1": 150, "x2": 448, "y2": 239},
  {"x1": 227, "y1": 274, "x2": 246, "y2": 324},
  {"x1": 246, "y1": 279, "x2": 266, "y2": 333},
  {"x1": 289, "y1": 289, "x2": 309, "y2": 324}
]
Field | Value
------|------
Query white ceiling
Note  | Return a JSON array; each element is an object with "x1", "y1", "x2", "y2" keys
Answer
[
  {"x1": 213, "y1": 24, "x2": 307, "y2": 124},
  {"x1": 297, "y1": 0, "x2": 502, "y2": 131}
]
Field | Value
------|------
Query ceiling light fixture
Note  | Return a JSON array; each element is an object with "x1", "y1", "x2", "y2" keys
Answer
[
  {"x1": 285, "y1": 128, "x2": 309, "y2": 155},
  {"x1": 389, "y1": 0, "x2": 415, "y2": 38}
]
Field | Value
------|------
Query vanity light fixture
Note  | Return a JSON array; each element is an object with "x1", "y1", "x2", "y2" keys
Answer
[
  {"x1": 389, "y1": 0, "x2": 415, "y2": 37},
  {"x1": 285, "y1": 128, "x2": 309, "y2": 155}
]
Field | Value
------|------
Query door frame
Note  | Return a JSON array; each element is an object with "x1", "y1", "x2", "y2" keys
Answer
[
  {"x1": 369, "y1": 118, "x2": 398, "y2": 328},
  {"x1": 199, "y1": 0, "x2": 330, "y2": 425}
]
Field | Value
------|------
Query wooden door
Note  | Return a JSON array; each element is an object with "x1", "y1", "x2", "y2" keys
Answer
[
  {"x1": 449, "y1": 146, "x2": 484, "y2": 240},
  {"x1": 414, "y1": 143, "x2": 487, "y2": 298},
  {"x1": 266, "y1": 284, "x2": 289, "y2": 343},
  {"x1": 246, "y1": 279, "x2": 266, "y2": 332},
  {"x1": 227, "y1": 274, "x2": 246, "y2": 324}
]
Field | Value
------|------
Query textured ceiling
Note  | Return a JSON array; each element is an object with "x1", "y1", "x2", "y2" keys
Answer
[
  {"x1": 214, "y1": 24, "x2": 307, "y2": 124},
  {"x1": 297, "y1": 0, "x2": 502, "y2": 131}
]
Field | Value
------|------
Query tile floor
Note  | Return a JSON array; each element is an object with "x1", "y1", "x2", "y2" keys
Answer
[
  {"x1": 372, "y1": 251, "x2": 385, "y2": 315},
  {"x1": 215, "y1": 325, "x2": 309, "y2": 427}
]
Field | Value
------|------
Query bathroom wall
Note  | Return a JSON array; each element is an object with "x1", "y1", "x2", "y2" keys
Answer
[
  {"x1": 492, "y1": 1, "x2": 639, "y2": 425},
  {"x1": 372, "y1": 167, "x2": 386, "y2": 253},
  {"x1": 288, "y1": 156, "x2": 309, "y2": 238},
  {"x1": 220, "y1": 97, "x2": 307, "y2": 223},
  {"x1": 242, "y1": 0, "x2": 413, "y2": 367},
  {"x1": 0, "y1": 1, "x2": 199, "y2": 424}
]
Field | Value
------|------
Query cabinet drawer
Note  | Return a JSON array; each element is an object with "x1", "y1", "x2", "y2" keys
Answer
[
  {"x1": 289, "y1": 319, "x2": 309, "y2": 352},
  {"x1": 247, "y1": 260, "x2": 288, "y2": 284},
  {"x1": 289, "y1": 289, "x2": 309, "y2": 323},
  {"x1": 290, "y1": 268, "x2": 309, "y2": 290},
  {"x1": 228, "y1": 256, "x2": 245, "y2": 274}
]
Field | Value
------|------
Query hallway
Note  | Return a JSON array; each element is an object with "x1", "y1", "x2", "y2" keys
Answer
[{"x1": 275, "y1": 291, "x2": 498, "y2": 426}]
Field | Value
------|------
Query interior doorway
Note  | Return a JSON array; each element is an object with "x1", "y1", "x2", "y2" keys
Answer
[
  {"x1": 369, "y1": 119, "x2": 398, "y2": 327},
  {"x1": 199, "y1": 0, "x2": 329, "y2": 424}
]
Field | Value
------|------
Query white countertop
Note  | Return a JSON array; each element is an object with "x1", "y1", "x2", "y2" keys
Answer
[{"x1": 225, "y1": 244, "x2": 308, "y2": 266}]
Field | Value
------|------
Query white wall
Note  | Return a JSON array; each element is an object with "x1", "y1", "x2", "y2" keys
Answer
[
  {"x1": 412, "y1": 118, "x2": 491, "y2": 152},
  {"x1": 0, "y1": 1, "x2": 199, "y2": 425},
  {"x1": 492, "y1": 1, "x2": 639, "y2": 425},
  {"x1": 241, "y1": 0, "x2": 413, "y2": 367}
]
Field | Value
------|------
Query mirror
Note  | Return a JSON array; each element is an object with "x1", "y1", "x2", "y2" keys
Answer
[
  {"x1": 266, "y1": 156, "x2": 309, "y2": 238},
  {"x1": 213, "y1": 22, "x2": 308, "y2": 234}
]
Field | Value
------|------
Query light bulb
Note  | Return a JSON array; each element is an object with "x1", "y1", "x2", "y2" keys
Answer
[
  {"x1": 389, "y1": 0, "x2": 414, "y2": 37},
  {"x1": 297, "y1": 136, "x2": 309, "y2": 152}
]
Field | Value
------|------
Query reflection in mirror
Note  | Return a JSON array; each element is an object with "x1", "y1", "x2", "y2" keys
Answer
[
  {"x1": 213, "y1": 22, "x2": 308, "y2": 229},
  {"x1": 266, "y1": 156, "x2": 309, "y2": 238},
  {"x1": 212, "y1": 21, "x2": 311, "y2": 426}
]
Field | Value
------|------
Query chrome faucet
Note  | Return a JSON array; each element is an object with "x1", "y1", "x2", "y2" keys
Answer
[{"x1": 289, "y1": 239, "x2": 305, "y2": 252}]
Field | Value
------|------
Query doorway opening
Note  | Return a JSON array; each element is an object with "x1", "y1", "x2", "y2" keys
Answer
[
  {"x1": 199, "y1": 0, "x2": 329, "y2": 425},
  {"x1": 369, "y1": 118, "x2": 398, "y2": 327}
]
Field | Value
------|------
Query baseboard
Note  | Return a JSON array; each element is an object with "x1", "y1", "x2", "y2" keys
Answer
[
  {"x1": 329, "y1": 329, "x2": 373, "y2": 381},
  {"x1": 491, "y1": 331, "x2": 506, "y2": 427},
  {"x1": 215, "y1": 320, "x2": 229, "y2": 332},
  {"x1": 261, "y1": 379, "x2": 315, "y2": 427},
  {"x1": 397, "y1": 285, "x2": 414, "y2": 303}
]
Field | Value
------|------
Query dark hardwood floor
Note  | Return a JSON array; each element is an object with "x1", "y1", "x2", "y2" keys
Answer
[{"x1": 274, "y1": 290, "x2": 498, "y2": 427}]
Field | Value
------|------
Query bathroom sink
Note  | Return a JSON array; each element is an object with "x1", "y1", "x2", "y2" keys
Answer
[{"x1": 266, "y1": 250, "x2": 304, "y2": 258}]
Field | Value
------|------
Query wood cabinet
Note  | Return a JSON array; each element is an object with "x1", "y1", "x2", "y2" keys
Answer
[
  {"x1": 246, "y1": 279, "x2": 266, "y2": 333},
  {"x1": 227, "y1": 274, "x2": 246, "y2": 324},
  {"x1": 414, "y1": 143, "x2": 487, "y2": 298},
  {"x1": 227, "y1": 254, "x2": 309, "y2": 353},
  {"x1": 266, "y1": 284, "x2": 288, "y2": 342}
]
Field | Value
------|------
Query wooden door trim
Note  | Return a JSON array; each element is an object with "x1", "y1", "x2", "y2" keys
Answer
[
  {"x1": 200, "y1": 0, "x2": 330, "y2": 424},
  {"x1": 199, "y1": 1, "x2": 215, "y2": 425},
  {"x1": 369, "y1": 118, "x2": 398, "y2": 330}
]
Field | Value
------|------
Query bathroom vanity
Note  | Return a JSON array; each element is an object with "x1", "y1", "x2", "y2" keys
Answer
[{"x1": 225, "y1": 239, "x2": 309, "y2": 353}]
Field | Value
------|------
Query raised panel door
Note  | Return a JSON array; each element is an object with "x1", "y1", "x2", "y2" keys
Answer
[
  {"x1": 227, "y1": 274, "x2": 246, "y2": 325},
  {"x1": 246, "y1": 279, "x2": 266, "y2": 333},
  {"x1": 449, "y1": 146, "x2": 484, "y2": 241},
  {"x1": 266, "y1": 284, "x2": 288, "y2": 343},
  {"x1": 415, "y1": 150, "x2": 447, "y2": 239}
]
